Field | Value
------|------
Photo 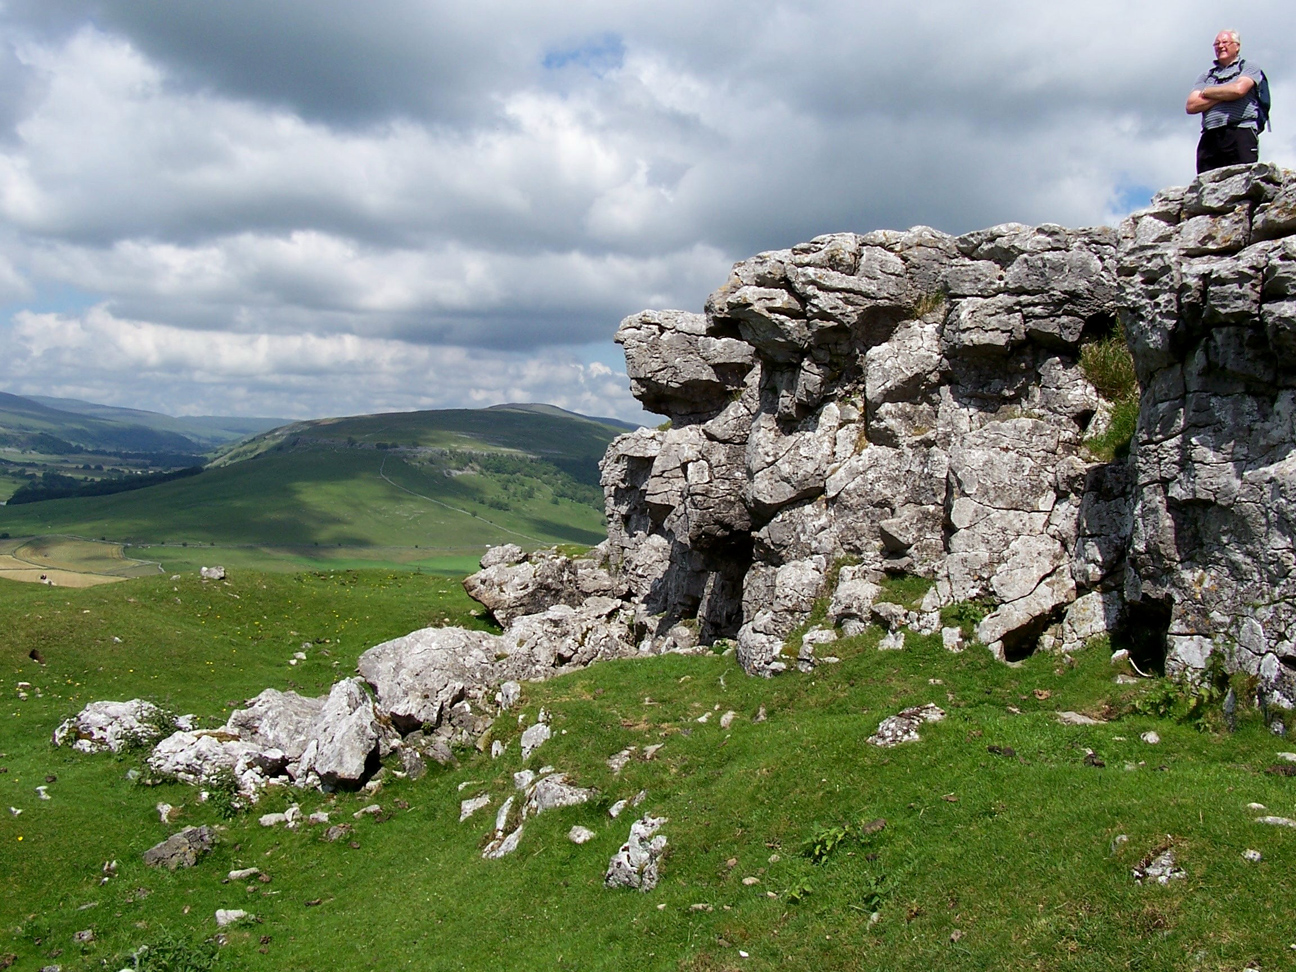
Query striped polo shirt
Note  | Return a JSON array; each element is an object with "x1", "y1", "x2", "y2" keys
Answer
[{"x1": 1194, "y1": 58, "x2": 1264, "y2": 130}]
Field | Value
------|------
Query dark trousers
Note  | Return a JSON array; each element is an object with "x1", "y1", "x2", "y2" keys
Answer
[{"x1": 1197, "y1": 126, "x2": 1259, "y2": 173}]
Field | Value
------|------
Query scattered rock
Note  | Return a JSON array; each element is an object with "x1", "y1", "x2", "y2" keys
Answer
[
  {"x1": 214, "y1": 908, "x2": 249, "y2": 928},
  {"x1": 1265, "y1": 764, "x2": 1296, "y2": 777},
  {"x1": 322, "y1": 824, "x2": 352, "y2": 843},
  {"x1": 352, "y1": 804, "x2": 382, "y2": 819},
  {"x1": 72, "y1": 930, "x2": 93, "y2": 944},
  {"x1": 878, "y1": 630, "x2": 906, "y2": 651},
  {"x1": 607, "y1": 748, "x2": 636, "y2": 775},
  {"x1": 1133, "y1": 847, "x2": 1185, "y2": 885},
  {"x1": 719, "y1": 710, "x2": 736, "y2": 729},
  {"x1": 1243, "y1": 849, "x2": 1263, "y2": 863},
  {"x1": 1256, "y1": 815, "x2": 1296, "y2": 828},
  {"x1": 459, "y1": 794, "x2": 491, "y2": 822},
  {"x1": 643, "y1": 744, "x2": 664, "y2": 759},
  {"x1": 156, "y1": 802, "x2": 178, "y2": 824},
  {"x1": 1140, "y1": 731, "x2": 1160, "y2": 745},
  {"x1": 521, "y1": 722, "x2": 551, "y2": 760},
  {"x1": 307, "y1": 811, "x2": 329, "y2": 825},
  {"x1": 568, "y1": 826, "x2": 595, "y2": 844},
  {"x1": 526, "y1": 774, "x2": 594, "y2": 816},
  {"x1": 604, "y1": 815, "x2": 668, "y2": 891},
  {"x1": 867, "y1": 704, "x2": 945, "y2": 748},
  {"x1": 228, "y1": 868, "x2": 261, "y2": 881},
  {"x1": 259, "y1": 812, "x2": 287, "y2": 828},
  {"x1": 941, "y1": 627, "x2": 963, "y2": 652},
  {"x1": 142, "y1": 826, "x2": 215, "y2": 871},
  {"x1": 608, "y1": 798, "x2": 628, "y2": 819},
  {"x1": 200, "y1": 566, "x2": 226, "y2": 581},
  {"x1": 741, "y1": 876, "x2": 760, "y2": 886},
  {"x1": 1056, "y1": 711, "x2": 1105, "y2": 726},
  {"x1": 753, "y1": 706, "x2": 767, "y2": 723},
  {"x1": 1278, "y1": 752, "x2": 1296, "y2": 762}
]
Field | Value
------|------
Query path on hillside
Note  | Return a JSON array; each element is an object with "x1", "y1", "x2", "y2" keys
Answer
[{"x1": 377, "y1": 456, "x2": 547, "y2": 546}]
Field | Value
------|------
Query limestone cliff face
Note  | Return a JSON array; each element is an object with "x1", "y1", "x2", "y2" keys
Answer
[
  {"x1": 464, "y1": 163, "x2": 1296, "y2": 710},
  {"x1": 1120, "y1": 163, "x2": 1296, "y2": 704}
]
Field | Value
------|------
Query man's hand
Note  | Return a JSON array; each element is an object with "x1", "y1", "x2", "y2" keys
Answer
[{"x1": 1186, "y1": 76, "x2": 1255, "y2": 114}]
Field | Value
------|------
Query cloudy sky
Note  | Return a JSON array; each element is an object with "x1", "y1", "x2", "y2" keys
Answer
[{"x1": 0, "y1": 1, "x2": 1290, "y2": 423}]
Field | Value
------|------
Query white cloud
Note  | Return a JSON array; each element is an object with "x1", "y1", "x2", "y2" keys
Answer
[{"x1": 0, "y1": 2, "x2": 1293, "y2": 419}]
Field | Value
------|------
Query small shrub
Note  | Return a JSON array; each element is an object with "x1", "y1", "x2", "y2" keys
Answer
[
  {"x1": 940, "y1": 598, "x2": 995, "y2": 638},
  {"x1": 1080, "y1": 328, "x2": 1138, "y2": 402},
  {"x1": 912, "y1": 290, "x2": 948, "y2": 319},
  {"x1": 1081, "y1": 327, "x2": 1140, "y2": 460},
  {"x1": 205, "y1": 767, "x2": 246, "y2": 820},
  {"x1": 122, "y1": 929, "x2": 227, "y2": 972}
]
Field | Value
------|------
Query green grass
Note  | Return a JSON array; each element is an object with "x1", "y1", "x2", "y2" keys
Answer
[
  {"x1": 1080, "y1": 328, "x2": 1140, "y2": 462},
  {"x1": 2, "y1": 570, "x2": 1293, "y2": 970}
]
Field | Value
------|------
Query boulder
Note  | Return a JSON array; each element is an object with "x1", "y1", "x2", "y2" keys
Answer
[{"x1": 357, "y1": 626, "x2": 499, "y2": 731}]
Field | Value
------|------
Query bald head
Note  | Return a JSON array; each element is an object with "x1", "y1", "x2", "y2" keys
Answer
[{"x1": 1214, "y1": 30, "x2": 1241, "y2": 66}]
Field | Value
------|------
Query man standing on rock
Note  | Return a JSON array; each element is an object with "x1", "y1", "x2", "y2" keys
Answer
[{"x1": 1187, "y1": 29, "x2": 1265, "y2": 173}]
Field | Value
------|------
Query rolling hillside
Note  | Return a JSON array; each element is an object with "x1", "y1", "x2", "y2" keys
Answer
[
  {"x1": 0, "y1": 404, "x2": 632, "y2": 574},
  {"x1": 26, "y1": 396, "x2": 286, "y2": 449}
]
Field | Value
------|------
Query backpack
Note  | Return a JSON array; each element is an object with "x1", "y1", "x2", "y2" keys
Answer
[{"x1": 1239, "y1": 59, "x2": 1272, "y2": 131}]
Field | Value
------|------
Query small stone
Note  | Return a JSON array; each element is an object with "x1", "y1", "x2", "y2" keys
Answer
[
  {"x1": 322, "y1": 824, "x2": 352, "y2": 842},
  {"x1": 644, "y1": 744, "x2": 664, "y2": 759},
  {"x1": 568, "y1": 826, "x2": 595, "y2": 844},
  {"x1": 867, "y1": 704, "x2": 945, "y2": 748},
  {"x1": 1243, "y1": 848, "x2": 1263, "y2": 863},
  {"x1": 1279, "y1": 752, "x2": 1296, "y2": 762},
  {"x1": 719, "y1": 711, "x2": 736, "y2": 729},
  {"x1": 35, "y1": 786, "x2": 49, "y2": 801},
  {"x1": 1256, "y1": 815, "x2": 1296, "y2": 828},
  {"x1": 352, "y1": 804, "x2": 382, "y2": 819},
  {"x1": 513, "y1": 770, "x2": 536, "y2": 790},
  {"x1": 753, "y1": 706, "x2": 767, "y2": 723},
  {"x1": 608, "y1": 799, "x2": 628, "y2": 819},
  {"x1": 1140, "y1": 731, "x2": 1160, "y2": 745},
  {"x1": 941, "y1": 627, "x2": 963, "y2": 651},
  {"x1": 491, "y1": 740, "x2": 504, "y2": 759},
  {"x1": 228, "y1": 868, "x2": 260, "y2": 881},
  {"x1": 741, "y1": 876, "x2": 760, "y2": 886},
  {"x1": 258, "y1": 813, "x2": 287, "y2": 828},
  {"x1": 214, "y1": 909, "x2": 248, "y2": 928},
  {"x1": 696, "y1": 712, "x2": 710, "y2": 723},
  {"x1": 73, "y1": 930, "x2": 93, "y2": 944},
  {"x1": 308, "y1": 811, "x2": 329, "y2": 825},
  {"x1": 607, "y1": 748, "x2": 636, "y2": 775}
]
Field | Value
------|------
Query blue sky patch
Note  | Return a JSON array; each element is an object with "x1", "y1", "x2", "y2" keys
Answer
[
  {"x1": 543, "y1": 34, "x2": 626, "y2": 76},
  {"x1": 1112, "y1": 183, "x2": 1155, "y2": 216}
]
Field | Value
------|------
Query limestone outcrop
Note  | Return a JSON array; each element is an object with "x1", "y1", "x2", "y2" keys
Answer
[{"x1": 462, "y1": 162, "x2": 1296, "y2": 708}]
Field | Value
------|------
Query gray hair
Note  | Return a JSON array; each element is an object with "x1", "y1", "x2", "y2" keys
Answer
[{"x1": 1218, "y1": 29, "x2": 1241, "y2": 46}]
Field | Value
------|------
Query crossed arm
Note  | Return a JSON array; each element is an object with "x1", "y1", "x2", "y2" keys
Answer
[{"x1": 1187, "y1": 75, "x2": 1255, "y2": 115}]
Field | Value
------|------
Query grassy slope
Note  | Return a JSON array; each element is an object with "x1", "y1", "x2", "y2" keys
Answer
[
  {"x1": 0, "y1": 448, "x2": 607, "y2": 574},
  {"x1": 1, "y1": 572, "x2": 1293, "y2": 971}
]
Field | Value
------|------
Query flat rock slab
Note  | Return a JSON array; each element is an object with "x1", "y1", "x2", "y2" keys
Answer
[
  {"x1": 143, "y1": 826, "x2": 216, "y2": 870},
  {"x1": 1056, "y1": 711, "x2": 1105, "y2": 726},
  {"x1": 867, "y1": 704, "x2": 945, "y2": 747}
]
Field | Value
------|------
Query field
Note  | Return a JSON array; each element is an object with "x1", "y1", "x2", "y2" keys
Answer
[
  {"x1": 0, "y1": 536, "x2": 159, "y2": 587},
  {"x1": 1, "y1": 569, "x2": 1293, "y2": 971}
]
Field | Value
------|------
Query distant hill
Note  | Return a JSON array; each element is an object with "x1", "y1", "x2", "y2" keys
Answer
[
  {"x1": 213, "y1": 403, "x2": 634, "y2": 485},
  {"x1": 0, "y1": 391, "x2": 203, "y2": 456},
  {"x1": 0, "y1": 403, "x2": 634, "y2": 572},
  {"x1": 27, "y1": 396, "x2": 287, "y2": 448}
]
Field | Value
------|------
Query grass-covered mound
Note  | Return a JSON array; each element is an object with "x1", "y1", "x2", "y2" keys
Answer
[{"x1": 1, "y1": 571, "x2": 1293, "y2": 971}]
